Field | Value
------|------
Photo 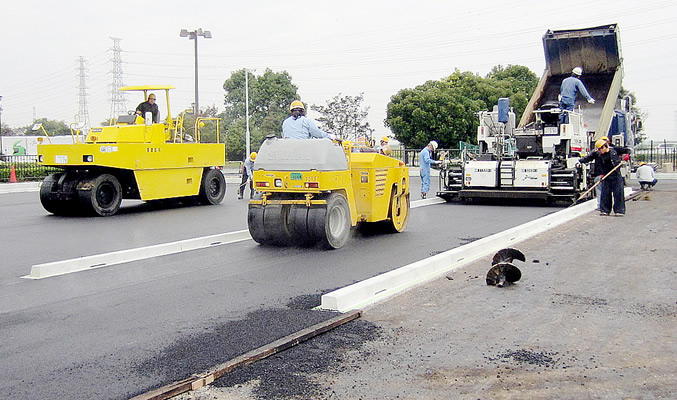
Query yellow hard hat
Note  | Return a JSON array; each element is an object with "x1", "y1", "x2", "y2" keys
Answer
[
  {"x1": 600, "y1": 136, "x2": 609, "y2": 142},
  {"x1": 595, "y1": 139, "x2": 608, "y2": 149},
  {"x1": 250, "y1": 152, "x2": 257, "y2": 160},
  {"x1": 289, "y1": 100, "x2": 304, "y2": 111},
  {"x1": 639, "y1": 161, "x2": 646, "y2": 166},
  {"x1": 380, "y1": 136, "x2": 389, "y2": 143},
  {"x1": 148, "y1": 93, "x2": 156, "y2": 100}
]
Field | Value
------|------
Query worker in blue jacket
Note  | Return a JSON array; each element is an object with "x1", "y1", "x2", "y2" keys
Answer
[
  {"x1": 282, "y1": 100, "x2": 335, "y2": 140},
  {"x1": 579, "y1": 139, "x2": 631, "y2": 216},
  {"x1": 419, "y1": 140, "x2": 441, "y2": 199},
  {"x1": 559, "y1": 67, "x2": 595, "y2": 124}
]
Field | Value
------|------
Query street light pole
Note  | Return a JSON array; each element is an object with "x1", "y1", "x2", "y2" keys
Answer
[
  {"x1": 245, "y1": 69, "x2": 250, "y2": 157},
  {"x1": 180, "y1": 28, "x2": 212, "y2": 116}
]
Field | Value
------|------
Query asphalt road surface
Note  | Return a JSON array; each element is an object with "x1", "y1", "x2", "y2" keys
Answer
[
  {"x1": 0, "y1": 176, "x2": 565, "y2": 399},
  {"x1": 181, "y1": 180, "x2": 677, "y2": 400}
]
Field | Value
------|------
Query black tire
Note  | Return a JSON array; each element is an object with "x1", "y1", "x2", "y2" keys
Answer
[
  {"x1": 78, "y1": 174, "x2": 122, "y2": 216},
  {"x1": 288, "y1": 205, "x2": 312, "y2": 245},
  {"x1": 248, "y1": 204, "x2": 267, "y2": 244},
  {"x1": 40, "y1": 173, "x2": 68, "y2": 215},
  {"x1": 311, "y1": 193, "x2": 351, "y2": 249},
  {"x1": 198, "y1": 169, "x2": 226, "y2": 205}
]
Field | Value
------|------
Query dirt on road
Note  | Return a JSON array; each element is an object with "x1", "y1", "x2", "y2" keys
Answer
[{"x1": 178, "y1": 182, "x2": 677, "y2": 400}]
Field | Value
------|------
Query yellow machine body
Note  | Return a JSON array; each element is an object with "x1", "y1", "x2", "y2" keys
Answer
[
  {"x1": 37, "y1": 85, "x2": 226, "y2": 216},
  {"x1": 248, "y1": 138, "x2": 409, "y2": 249}
]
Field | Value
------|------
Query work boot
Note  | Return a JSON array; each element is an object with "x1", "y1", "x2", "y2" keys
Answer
[
  {"x1": 237, "y1": 193, "x2": 243, "y2": 200},
  {"x1": 421, "y1": 193, "x2": 426, "y2": 199}
]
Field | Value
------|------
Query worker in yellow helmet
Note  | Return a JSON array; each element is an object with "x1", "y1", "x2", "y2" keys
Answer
[
  {"x1": 282, "y1": 100, "x2": 335, "y2": 140},
  {"x1": 578, "y1": 139, "x2": 631, "y2": 216},
  {"x1": 238, "y1": 152, "x2": 257, "y2": 199},
  {"x1": 378, "y1": 136, "x2": 391, "y2": 156}
]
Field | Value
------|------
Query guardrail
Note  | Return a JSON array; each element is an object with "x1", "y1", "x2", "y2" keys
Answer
[
  {"x1": 390, "y1": 148, "x2": 461, "y2": 167},
  {"x1": 634, "y1": 145, "x2": 676, "y2": 171},
  {"x1": 0, "y1": 155, "x2": 62, "y2": 183}
]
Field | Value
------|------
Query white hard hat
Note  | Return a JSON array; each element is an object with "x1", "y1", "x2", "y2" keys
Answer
[
  {"x1": 429, "y1": 140, "x2": 438, "y2": 150},
  {"x1": 572, "y1": 67, "x2": 583, "y2": 76}
]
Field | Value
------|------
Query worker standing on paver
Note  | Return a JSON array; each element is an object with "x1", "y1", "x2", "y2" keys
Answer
[
  {"x1": 238, "y1": 152, "x2": 257, "y2": 199},
  {"x1": 282, "y1": 101, "x2": 334, "y2": 140},
  {"x1": 579, "y1": 139, "x2": 631, "y2": 216},
  {"x1": 419, "y1": 140, "x2": 440, "y2": 199},
  {"x1": 559, "y1": 67, "x2": 595, "y2": 124},
  {"x1": 636, "y1": 162, "x2": 657, "y2": 190},
  {"x1": 378, "y1": 136, "x2": 391, "y2": 156}
]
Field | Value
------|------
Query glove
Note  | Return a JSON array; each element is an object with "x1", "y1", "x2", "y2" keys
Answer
[
  {"x1": 588, "y1": 98, "x2": 595, "y2": 104},
  {"x1": 622, "y1": 154, "x2": 630, "y2": 161}
]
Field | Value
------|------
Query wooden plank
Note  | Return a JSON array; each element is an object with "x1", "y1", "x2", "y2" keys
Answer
[{"x1": 130, "y1": 309, "x2": 362, "y2": 400}]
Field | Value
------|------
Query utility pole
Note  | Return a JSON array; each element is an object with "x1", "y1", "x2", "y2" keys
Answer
[
  {"x1": 76, "y1": 56, "x2": 91, "y2": 133},
  {"x1": 109, "y1": 37, "x2": 127, "y2": 122},
  {"x1": 179, "y1": 28, "x2": 212, "y2": 117}
]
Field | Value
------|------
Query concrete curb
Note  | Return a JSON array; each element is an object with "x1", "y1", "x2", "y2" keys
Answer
[
  {"x1": 25, "y1": 230, "x2": 251, "y2": 279},
  {"x1": 320, "y1": 188, "x2": 633, "y2": 312}
]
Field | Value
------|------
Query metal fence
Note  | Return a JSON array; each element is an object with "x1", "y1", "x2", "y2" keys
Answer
[
  {"x1": 0, "y1": 155, "x2": 62, "y2": 183},
  {"x1": 390, "y1": 148, "x2": 462, "y2": 167},
  {"x1": 633, "y1": 145, "x2": 676, "y2": 171}
]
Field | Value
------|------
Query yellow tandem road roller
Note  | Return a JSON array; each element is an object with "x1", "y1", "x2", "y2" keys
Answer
[
  {"x1": 37, "y1": 85, "x2": 226, "y2": 216},
  {"x1": 248, "y1": 138, "x2": 410, "y2": 249}
]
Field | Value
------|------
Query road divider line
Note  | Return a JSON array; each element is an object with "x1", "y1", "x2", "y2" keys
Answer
[
  {"x1": 24, "y1": 230, "x2": 252, "y2": 280},
  {"x1": 320, "y1": 189, "x2": 634, "y2": 312}
]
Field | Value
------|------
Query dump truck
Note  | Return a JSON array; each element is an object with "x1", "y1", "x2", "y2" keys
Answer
[
  {"x1": 438, "y1": 24, "x2": 631, "y2": 203},
  {"x1": 248, "y1": 138, "x2": 409, "y2": 249},
  {"x1": 37, "y1": 85, "x2": 226, "y2": 216}
]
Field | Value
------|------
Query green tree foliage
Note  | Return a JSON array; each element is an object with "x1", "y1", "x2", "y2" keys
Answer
[
  {"x1": 310, "y1": 93, "x2": 373, "y2": 141},
  {"x1": 385, "y1": 65, "x2": 538, "y2": 149},
  {"x1": 20, "y1": 118, "x2": 72, "y2": 136},
  {"x1": 221, "y1": 68, "x2": 299, "y2": 160}
]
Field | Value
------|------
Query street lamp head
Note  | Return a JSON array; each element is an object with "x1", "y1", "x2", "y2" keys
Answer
[
  {"x1": 179, "y1": 29, "x2": 189, "y2": 37},
  {"x1": 203, "y1": 31, "x2": 212, "y2": 39}
]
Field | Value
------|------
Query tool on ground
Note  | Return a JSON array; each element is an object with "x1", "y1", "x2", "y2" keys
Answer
[{"x1": 487, "y1": 248, "x2": 525, "y2": 287}]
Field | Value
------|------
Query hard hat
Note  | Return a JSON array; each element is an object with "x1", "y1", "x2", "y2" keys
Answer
[
  {"x1": 148, "y1": 93, "x2": 156, "y2": 100},
  {"x1": 572, "y1": 67, "x2": 583, "y2": 76},
  {"x1": 380, "y1": 136, "x2": 389, "y2": 143},
  {"x1": 289, "y1": 100, "x2": 304, "y2": 111},
  {"x1": 600, "y1": 136, "x2": 609, "y2": 142},
  {"x1": 595, "y1": 139, "x2": 608, "y2": 149},
  {"x1": 429, "y1": 140, "x2": 438, "y2": 150},
  {"x1": 639, "y1": 161, "x2": 646, "y2": 166},
  {"x1": 250, "y1": 152, "x2": 257, "y2": 161}
]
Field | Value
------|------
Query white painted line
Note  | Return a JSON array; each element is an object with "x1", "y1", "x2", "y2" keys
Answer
[
  {"x1": 24, "y1": 230, "x2": 252, "y2": 279},
  {"x1": 411, "y1": 197, "x2": 446, "y2": 208},
  {"x1": 320, "y1": 188, "x2": 634, "y2": 312}
]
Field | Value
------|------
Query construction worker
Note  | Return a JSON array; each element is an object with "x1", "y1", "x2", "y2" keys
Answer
[
  {"x1": 579, "y1": 139, "x2": 631, "y2": 216},
  {"x1": 419, "y1": 140, "x2": 441, "y2": 199},
  {"x1": 378, "y1": 136, "x2": 391, "y2": 156},
  {"x1": 559, "y1": 67, "x2": 595, "y2": 124},
  {"x1": 238, "y1": 152, "x2": 257, "y2": 199},
  {"x1": 282, "y1": 100, "x2": 335, "y2": 140},
  {"x1": 636, "y1": 162, "x2": 657, "y2": 190},
  {"x1": 591, "y1": 136, "x2": 611, "y2": 209},
  {"x1": 135, "y1": 93, "x2": 160, "y2": 123}
]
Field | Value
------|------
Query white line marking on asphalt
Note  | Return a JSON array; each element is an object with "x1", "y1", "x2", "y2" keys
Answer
[{"x1": 23, "y1": 230, "x2": 252, "y2": 280}]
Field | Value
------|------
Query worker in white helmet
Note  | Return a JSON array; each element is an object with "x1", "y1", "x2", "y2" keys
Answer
[
  {"x1": 419, "y1": 140, "x2": 441, "y2": 199},
  {"x1": 559, "y1": 67, "x2": 595, "y2": 124},
  {"x1": 282, "y1": 100, "x2": 334, "y2": 140}
]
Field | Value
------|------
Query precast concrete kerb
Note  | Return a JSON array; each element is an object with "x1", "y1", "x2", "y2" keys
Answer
[{"x1": 320, "y1": 188, "x2": 633, "y2": 312}]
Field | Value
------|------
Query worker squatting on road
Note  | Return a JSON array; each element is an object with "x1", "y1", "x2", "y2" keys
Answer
[
  {"x1": 559, "y1": 67, "x2": 595, "y2": 124},
  {"x1": 282, "y1": 100, "x2": 336, "y2": 140},
  {"x1": 579, "y1": 139, "x2": 631, "y2": 216},
  {"x1": 636, "y1": 162, "x2": 658, "y2": 190},
  {"x1": 135, "y1": 93, "x2": 160, "y2": 123},
  {"x1": 238, "y1": 152, "x2": 257, "y2": 200},
  {"x1": 419, "y1": 140, "x2": 441, "y2": 199}
]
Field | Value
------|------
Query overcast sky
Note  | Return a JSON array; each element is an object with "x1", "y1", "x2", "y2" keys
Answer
[{"x1": 1, "y1": 0, "x2": 676, "y2": 142}]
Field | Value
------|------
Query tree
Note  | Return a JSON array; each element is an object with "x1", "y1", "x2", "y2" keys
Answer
[
  {"x1": 385, "y1": 65, "x2": 538, "y2": 149},
  {"x1": 221, "y1": 68, "x2": 299, "y2": 160},
  {"x1": 20, "y1": 118, "x2": 71, "y2": 136},
  {"x1": 310, "y1": 93, "x2": 373, "y2": 141}
]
